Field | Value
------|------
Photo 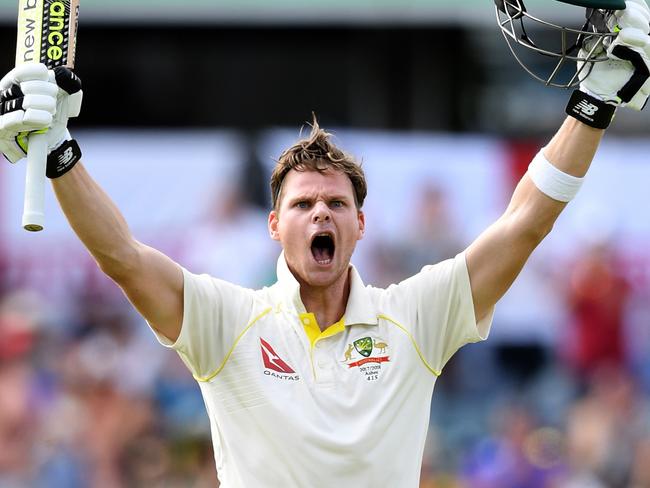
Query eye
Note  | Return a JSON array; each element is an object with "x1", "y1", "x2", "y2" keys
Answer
[
  {"x1": 296, "y1": 201, "x2": 310, "y2": 209},
  {"x1": 330, "y1": 200, "x2": 344, "y2": 208}
]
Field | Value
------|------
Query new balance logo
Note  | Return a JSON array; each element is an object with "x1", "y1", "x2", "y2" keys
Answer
[
  {"x1": 58, "y1": 147, "x2": 75, "y2": 167},
  {"x1": 260, "y1": 338, "x2": 295, "y2": 374},
  {"x1": 576, "y1": 100, "x2": 599, "y2": 116}
]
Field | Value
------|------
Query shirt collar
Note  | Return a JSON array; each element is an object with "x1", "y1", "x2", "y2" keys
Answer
[{"x1": 275, "y1": 251, "x2": 378, "y2": 327}]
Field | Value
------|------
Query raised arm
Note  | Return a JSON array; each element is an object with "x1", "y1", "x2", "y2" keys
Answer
[
  {"x1": 0, "y1": 65, "x2": 183, "y2": 342},
  {"x1": 466, "y1": 0, "x2": 650, "y2": 322},
  {"x1": 52, "y1": 162, "x2": 184, "y2": 342},
  {"x1": 466, "y1": 118, "x2": 602, "y2": 322}
]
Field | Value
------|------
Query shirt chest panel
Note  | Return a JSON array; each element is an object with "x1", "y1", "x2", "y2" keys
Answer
[{"x1": 208, "y1": 311, "x2": 426, "y2": 415}]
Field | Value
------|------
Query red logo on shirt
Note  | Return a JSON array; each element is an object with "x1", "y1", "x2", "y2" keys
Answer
[{"x1": 260, "y1": 338, "x2": 295, "y2": 373}]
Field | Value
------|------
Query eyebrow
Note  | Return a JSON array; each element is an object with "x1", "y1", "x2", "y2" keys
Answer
[{"x1": 287, "y1": 193, "x2": 351, "y2": 204}]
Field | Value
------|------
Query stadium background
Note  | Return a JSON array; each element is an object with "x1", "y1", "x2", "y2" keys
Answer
[{"x1": 1, "y1": 1, "x2": 650, "y2": 486}]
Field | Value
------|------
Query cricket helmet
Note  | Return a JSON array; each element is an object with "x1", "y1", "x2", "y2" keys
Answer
[{"x1": 495, "y1": 0, "x2": 626, "y2": 87}]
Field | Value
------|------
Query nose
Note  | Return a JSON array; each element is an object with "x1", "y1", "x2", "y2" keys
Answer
[{"x1": 312, "y1": 201, "x2": 331, "y2": 223}]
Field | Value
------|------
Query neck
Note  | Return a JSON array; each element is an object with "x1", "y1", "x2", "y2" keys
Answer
[{"x1": 298, "y1": 268, "x2": 351, "y2": 332}]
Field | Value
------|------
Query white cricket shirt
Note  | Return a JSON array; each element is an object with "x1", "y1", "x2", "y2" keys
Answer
[{"x1": 152, "y1": 251, "x2": 492, "y2": 487}]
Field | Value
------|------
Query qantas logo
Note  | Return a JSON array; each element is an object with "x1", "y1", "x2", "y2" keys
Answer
[{"x1": 260, "y1": 338, "x2": 300, "y2": 380}]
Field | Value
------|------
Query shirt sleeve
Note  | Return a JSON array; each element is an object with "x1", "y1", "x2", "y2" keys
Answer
[
  {"x1": 149, "y1": 267, "x2": 256, "y2": 380},
  {"x1": 382, "y1": 252, "x2": 493, "y2": 374}
]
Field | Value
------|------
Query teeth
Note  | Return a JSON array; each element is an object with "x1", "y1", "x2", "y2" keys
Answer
[{"x1": 316, "y1": 259, "x2": 332, "y2": 265}]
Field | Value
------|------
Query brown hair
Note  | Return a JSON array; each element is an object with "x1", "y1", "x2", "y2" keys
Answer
[{"x1": 270, "y1": 116, "x2": 367, "y2": 211}]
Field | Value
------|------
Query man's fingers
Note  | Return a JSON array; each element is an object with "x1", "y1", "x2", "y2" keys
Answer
[
  {"x1": 23, "y1": 93, "x2": 56, "y2": 114},
  {"x1": 0, "y1": 111, "x2": 25, "y2": 131},
  {"x1": 626, "y1": 0, "x2": 650, "y2": 17},
  {"x1": 0, "y1": 64, "x2": 49, "y2": 91},
  {"x1": 616, "y1": 27, "x2": 650, "y2": 48},
  {"x1": 0, "y1": 68, "x2": 59, "y2": 129},
  {"x1": 21, "y1": 108, "x2": 52, "y2": 129},
  {"x1": 20, "y1": 79, "x2": 58, "y2": 98},
  {"x1": 1, "y1": 108, "x2": 53, "y2": 130},
  {"x1": 0, "y1": 91, "x2": 56, "y2": 118},
  {"x1": 618, "y1": 1, "x2": 650, "y2": 32},
  {"x1": 13, "y1": 64, "x2": 49, "y2": 83}
]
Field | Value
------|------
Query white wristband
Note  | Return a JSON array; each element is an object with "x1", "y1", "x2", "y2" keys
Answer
[{"x1": 528, "y1": 149, "x2": 584, "y2": 203}]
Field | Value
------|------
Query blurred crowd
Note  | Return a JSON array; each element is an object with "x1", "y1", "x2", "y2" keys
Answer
[{"x1": 1, "y1": 177, "x2": 650, "y2": 488}]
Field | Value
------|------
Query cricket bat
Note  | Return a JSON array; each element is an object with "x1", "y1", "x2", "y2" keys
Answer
[{"x1": 16, "y1": 0, "x2": 80, "y2": 232}]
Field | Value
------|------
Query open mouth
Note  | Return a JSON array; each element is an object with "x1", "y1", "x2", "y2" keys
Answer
[{"x1": 311, "y1": 233, "x2": 335, "y2": 265}]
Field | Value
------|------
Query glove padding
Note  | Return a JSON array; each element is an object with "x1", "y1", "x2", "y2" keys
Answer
[
  {"x1": 579, "y1": 0, "x2": 650, "y2": 110},
  {"x1": 0, "y1": 64, "x2": 83, "y2": 164}
]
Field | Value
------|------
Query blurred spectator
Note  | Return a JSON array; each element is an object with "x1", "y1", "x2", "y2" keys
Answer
[
  {"x1": 66, "y1": 287, "x2": 166, "y2": 397},
  {"x1": 0, "y1": 291, "x2": 85, "y2": 487},
  {"x1": 563, "y1": 242, "x2": 631, "y2": 380},
  {"x1": 0, "y1": 314, "x2": 38, "y2": 486},
  {"x1": 180, "y1": 181, "x2": 277, "y2": 289},
  {"x1": 400, "y1": 183, "x2": 463, "y2": 274},
  {"x1": 563, "y1": 366, "x2": 645, "y2": 488},
  {"x1": 366, "y1": 240, "x2": 411, "y2": 289},
  {"x1": 154, "y1": 355, "x2": 210, "y2": 438},
  {"x1": 369, "y1": 184, "x2": 463, "y2": 288},
  {"x1": 460, "y1": 404, "x2": 565, "y2": 488},
  {"x1": 625, "y1": 276, "x2": 650, "y2": 394},
  {"x1": 630, "y1": 436, "x2": 650, "y2": 488}
]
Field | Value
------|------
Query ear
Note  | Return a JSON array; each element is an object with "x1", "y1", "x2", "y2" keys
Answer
[
  {"x1": 357, "y1": 210, "x2": 365, "y2": 240},
  {"x1": 268, "y1": 210, "x2": 281, "y2": 241}
]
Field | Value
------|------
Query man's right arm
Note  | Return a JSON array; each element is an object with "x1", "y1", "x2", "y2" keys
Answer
[
  {"x1": 52, "y1": 162, "x2": 184, "y2": 342},
  {"x1": 0, "y1": 64, "x2": 183, "y2": 341}
]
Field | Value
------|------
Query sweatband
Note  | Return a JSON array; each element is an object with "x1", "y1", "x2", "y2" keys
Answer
[
  {"x1": 46, "y1": 139, "x2": 82, "y2": 178},
  {"x1": 528, "y1": 149, "x2": 584, "y2": 203},
  {"x1": 565, "y1": 90, "x2": 616, "y2": 129}
]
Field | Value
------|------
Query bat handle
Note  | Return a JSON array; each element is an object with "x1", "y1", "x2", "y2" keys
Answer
[{"x1": 22, "y1": 132, "x2": 48, "y2": 232}]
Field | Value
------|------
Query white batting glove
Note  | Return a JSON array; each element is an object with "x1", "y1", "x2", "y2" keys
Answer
[
  {"x1": 580, "y1": 0, "x2": 650, "y2": 110},
  {"x1": 0, "y1": 63, "x2": 83, "y2": 164}
]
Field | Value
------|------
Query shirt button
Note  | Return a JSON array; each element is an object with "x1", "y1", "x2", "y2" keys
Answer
[{"x1": 317, "y1": 359, "x2": 327, "y2": 368}]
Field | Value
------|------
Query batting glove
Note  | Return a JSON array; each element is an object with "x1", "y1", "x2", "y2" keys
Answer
[
  {"x1": 0, "y1": 63, "x2": 83, "y2": 177},
  {"x1": 567, "y1": 0, "x2": 650, "y2": 128}
]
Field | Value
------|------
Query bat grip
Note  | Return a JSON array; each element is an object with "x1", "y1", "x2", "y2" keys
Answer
[{"x1": 22, "y1": 132, "x2": 48, "y2": 232}]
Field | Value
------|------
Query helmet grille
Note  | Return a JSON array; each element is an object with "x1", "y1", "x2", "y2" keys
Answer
[{"x1": 495, "y1": 0, "x2": 619, "y2": 88}]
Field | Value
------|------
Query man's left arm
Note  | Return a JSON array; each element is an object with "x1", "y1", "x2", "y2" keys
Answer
[
  {"x1": 466, "y1": 0, "x2": 650, "y2": 322},
  {"x1": 466, "y1": 118, "x2": 602, "y2": 322}
]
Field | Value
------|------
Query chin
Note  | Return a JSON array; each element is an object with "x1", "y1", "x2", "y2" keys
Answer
[{"x1": 305, "y1": 261, "x2": 347, "y2": 287}]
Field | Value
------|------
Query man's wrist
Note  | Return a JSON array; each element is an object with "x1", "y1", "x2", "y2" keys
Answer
[
  {"x1": 46, "y1": 139, "x2": 82, "y2": 178},
  {"x1": 565, "y1": 90, "x2": 617, "y2": 129}
]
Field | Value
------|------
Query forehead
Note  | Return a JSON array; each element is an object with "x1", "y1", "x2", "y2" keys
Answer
[{"x1": 280, "y1": 168, "x2": 354, "y2": 200}]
